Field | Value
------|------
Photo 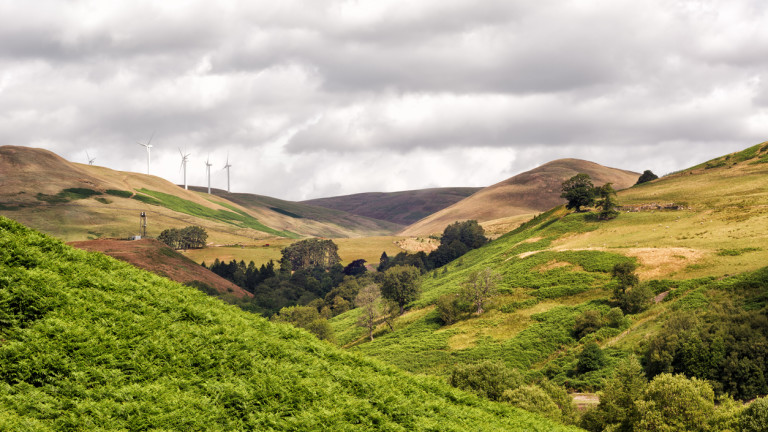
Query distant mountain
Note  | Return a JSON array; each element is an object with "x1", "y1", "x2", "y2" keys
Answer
[
  {"x1": 302, "y1": 187, "x2": 482, "y2": 226},
  {"x1": 0, "y1": 145, "x2": 400, "y2": 241},
  {"x1": 401, "y1": 159, "x2": 640, "y2": 236}
]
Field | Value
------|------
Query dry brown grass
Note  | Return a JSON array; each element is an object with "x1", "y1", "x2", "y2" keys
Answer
[{"x1": 401, "y1": 158, "x2": 639, "y2": 236}]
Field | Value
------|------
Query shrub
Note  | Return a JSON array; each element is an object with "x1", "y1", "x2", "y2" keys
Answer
[
  {"x1": 636, "y1": 374, "x2": 714, "y2": 432},
  {"x1": 573, "y1": 309, "x2": 605, "y2": 339},
  {"x1": 606, "y1": 307, "x2": 625, "y2": 328},
  {"x1": 620, "y1": 284, "x2": 654, "y2": 314},
  {"x1": 435, "y1": 294, "x2": 469, "y2": 325},
  {"x1": 502, "y1": 385, "x2": 561, "y2": 422},
  {"x1": 448, "y1": 361, "x2": 523, "y2": 401},
  {"x1": 577, "y1": 342, "x2": 606, "y2": 374}
]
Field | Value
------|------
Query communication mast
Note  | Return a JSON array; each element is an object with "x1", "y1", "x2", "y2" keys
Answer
[{"x1": 139, "y1": 212, "x2": 147, "y2": 238}]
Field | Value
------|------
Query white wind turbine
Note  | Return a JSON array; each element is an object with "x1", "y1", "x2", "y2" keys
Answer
[
  {"x1": 85, "y1": 150, "x2": 96, "y2": 165},
  {"x1": 223, "y1": 153, "x2": 232, "y2": 193},
  {"x1": 205, "y1": 156, "x2": 213, "y2": 194},
  {"x1": 138, "y1": 132, "x2": 155, "y2": 175},
  {"x1": 179, "y1": 148, "x2": 191, "y2": 190}
]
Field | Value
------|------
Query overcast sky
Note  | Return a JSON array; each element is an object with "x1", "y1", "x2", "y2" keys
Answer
[{"x1": 1, "y1": 1, "x2": 767, "y2": 200}]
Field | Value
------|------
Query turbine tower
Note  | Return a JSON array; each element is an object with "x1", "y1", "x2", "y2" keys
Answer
[
  {"x1": 138, "y1": 132, "x2": 154, "y2": 175},
  {"x1": 86, "y1": 150, "x2": 95, "y2": 165},
  {"x1": 205, "y1": 156, "x2": 213, "y2": 194},
  {"x1": 179, "y1": 148, "x2": 190, "y2": 190},
  {"x1": 223, "y1": 153, "x2": 232, "y2": 193}
]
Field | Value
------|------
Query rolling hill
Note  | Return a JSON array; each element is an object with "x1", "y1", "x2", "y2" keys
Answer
[
  {"x1": 330, "y1": 142, "x2": 768, "y2": 396},
  {"x1": 302, "y1": 187, "x2": 482, "y2": 226},
  {"x1": 0, "y1": 215, "x2": 576, "y2": 431},
  {"x1": 400, "y1": 159, "x2": 640, "y2": 236},
  {"x1": 68, "y1": 238, "x2": 252, "y2": 298},
  {"x1": 0, "y1": 145, "x2": 400, "y2": 242}
]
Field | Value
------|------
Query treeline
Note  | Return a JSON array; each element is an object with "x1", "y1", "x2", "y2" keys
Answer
[
  {"x1": 158, "y1": 225, "x2": 208, "y2": 249},
  {"x1": 204, "y1": 238, "x2": 371, "y2": 318},
  {"x1": 378, "y1": 220, "x2": 488, "y2": 272}
]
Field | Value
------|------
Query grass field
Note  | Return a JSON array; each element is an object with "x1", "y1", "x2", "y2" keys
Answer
[
  {"x1": 183, "y1": 236, "x2": 409, "y2": 267},
  {"x1": 329, "y1": 142, "x2": 768, "y2": 394}
]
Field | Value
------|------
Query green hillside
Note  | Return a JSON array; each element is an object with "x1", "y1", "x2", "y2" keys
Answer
[
  {"x1": 330, "y1": 142, "x2": 768, "y2": 392},
  {"x1": 0, "y1": 216, "x2": 575, "y2": 431}
]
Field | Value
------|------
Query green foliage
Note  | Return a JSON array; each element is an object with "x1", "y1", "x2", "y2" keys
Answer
[
  {"x1": 635, "y1": 170, "x2": 659, "y2": 185},
  {"x1": 502, "y1": 385, "x2": 562, "y2": 422},
  {"x1": 619, "y1": 284, "x2": 654, "y2": 314},
  {"x1": 576, "y1": 342, "x2": 606, "y2": 374},
  {"x1": 739, "y1": 397, "x2": 768, "y2": 432},
  {"x1": 435, "y1": 293, "x2": 469, "y2": 325},
  {"x1": 0, "y1": 216, "x2": 575, "y2": 431},
  {"x1": 716, "y1": 247, "x2": 761, "y2": 256},
  {"x1": 355, "y1": 284, "x2": 382, "y2": 341},
  {"x1": 584, "y1": 356, "x2": 646, "y2": 432},
  {"x1": 448, "y1": 361, "x2": 523, "y2": 401},
  {"x1": 35, "y1": 188, "x2": 102, "y2": 203},
  {"x1": 105, "y1": 189, "x2": 133, "y2": 198},
  {"x1": 272, "y1": 305, "x2": 333, "y2": 342},
  {"x1": 644, "y1": 305, "x2": 768, "y2": 400},
  {"x1": 157, "y1": 225, "x2": 208, "y2": 249},
  {"x1": 136, "y1": 188, "x2": 295, "y2": 237},
  {"x1": 461, "y1": 267, "x2": 501, "y2": 314},
  {"x1": 380, "y1": 266, "x2": 422, "y2": 315},
  {"x1": 131, "y1": 193, "x2": 162, "y2": 205},
  {"x1": 282, "y1": 238, "x2": 341, "y2": 271},
  {"x1": 269, "y1": 207, "x2": 303, "y2": 218},
  {"x1": 635, "y1": 373, "x2": 715, "y2": 432},
  {"x1": 573, "y1": 310, "x2": 605, "y2": 339},
  {"x1": 561, "y1": 173, "x2": 596, "y2": 212},
  {"x1": 595, "y1": 183, "x2": 620, "y2": 220}
]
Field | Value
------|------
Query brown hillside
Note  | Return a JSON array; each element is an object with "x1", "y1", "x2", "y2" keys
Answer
[
  {"x1": 0, "y1": 145, "x2": 399, "y2": 241},
  {"x1": 68, "y1": 238, "x2": 252, "y2": 298},
  {"x1": 301, "y1": 187, "x2": 482, "y2": 226},
  {"x1": 401, "y1": 159, "x2": 639, "y2": 236}
]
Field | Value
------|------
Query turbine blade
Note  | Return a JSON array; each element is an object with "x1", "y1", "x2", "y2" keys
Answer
[{"x1": 146, "y1": 131, "x2": 155, "y2": 146}]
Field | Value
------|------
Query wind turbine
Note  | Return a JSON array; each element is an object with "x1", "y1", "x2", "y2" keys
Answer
[
  {"x1": 85, "y1": 150, "x2": 96, "y2": 165},
  {"x1": 223, "y1": 153, "x2": 232, "y2": 193},
  {"x1": 179, "y1": 148, "x2": 190, "y2": 190},
  {"x1": 138, "y1": 132, "x2": 154, "y2": 175},
  {"x1": 205, "y1": 156, "x2": 213, "y2": 194}
]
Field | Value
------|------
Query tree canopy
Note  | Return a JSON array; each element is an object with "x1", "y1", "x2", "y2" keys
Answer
[
  {"x1": 560, "y1": 173, "x2": 596, "y2": 212},
  {"x1": 635, "y1": 170, "x2": 659, "y2": 185},
  {"x1": 157, "y1": 225, "x2": 207, "y2": 249},
  {"x1": 281, "y1": 238, "x2": 341, "y2": 271},
  {"x1": 380, "y1": 265, "x2": 422, "y2": 315}
]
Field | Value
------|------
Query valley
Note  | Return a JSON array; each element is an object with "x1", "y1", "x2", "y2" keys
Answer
[{"x1": 1, "y1": 141, "x2": 768, "y2": 430}]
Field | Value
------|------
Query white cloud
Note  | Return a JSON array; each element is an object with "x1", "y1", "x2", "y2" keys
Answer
[{"x1": 1, "y1": 0, "x2": 767, "y2": 201}]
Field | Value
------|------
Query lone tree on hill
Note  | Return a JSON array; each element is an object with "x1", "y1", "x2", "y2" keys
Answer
[
  {"x1": 356, "y1": 284, "x2": 381, "y2": 341},
  {"x1": 462, "y1": 267, "x2": 501, "y2": 315},
  {"x1": 561, "y1": 173, "x2": 596, "y2": 212},
  {"x1": 380, "y1": 265, "x2": 422, "y2": 315},
  {"x1": 595, "y1": 183, "x2": 620, "y2": 220},
  {"x1": 635, "y1": 170, "x2": 659, "y2": 185}
]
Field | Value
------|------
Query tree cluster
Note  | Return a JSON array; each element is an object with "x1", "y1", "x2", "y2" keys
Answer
[
  {"x1": 448, "y1": 361, "x2": 578, "y2": 425},
  {"x1": 644, "y1": 307, "x2": 768, "y2": 400},
  {"x1": 560, "y1": 174, "x2": 620, "y2": 220},
  {"x1": 635, "y1": 170, "x2": 659, "y2": 185},
  {"x1": 281, "y1": 238, "x2": 341, "y2": 271},
  {"x1": 157, "y1": 225, "x2": 208, "y2": 249},
  {"x1": 378, "y1": 220, "x2": 488, "y2": 273},
  {"x1": 582, "y1": 356, "x2": 745, "y2": 432}
]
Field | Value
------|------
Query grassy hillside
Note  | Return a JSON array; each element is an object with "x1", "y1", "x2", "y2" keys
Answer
[
  {"x1": 330, "y1": 142, "x2": 768, "y2": 390},
  {"x1": 0, "y1": 216, "x2": 577, "y2": 431},
  {"x1": 302, "y1": 187, "x2": 482, "y2": 226},
  {"x1": 0, "y1": 146, "x2": 400, "y2": 242},
  {"x1": 401, "y1": 159, "x2": 639, "y2": 236}
]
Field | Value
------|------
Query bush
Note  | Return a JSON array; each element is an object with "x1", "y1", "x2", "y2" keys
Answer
[
  {"x1": 435, "y1": 294, "x2": 469, "y2": 325},
  {"x1": 573, "y1": 309, "x2": 605, "y2": 339},
  {"x1": 739, "y1": 397, "x2": 768, "y2": 432},
  {"x1": 620, "y1": 284, "x2": 654, "y2": 314},
  {"x1": 636, "y1": 373, "x2": 714, "y2": 432},
  {"x1": 502, "y1": 385, "x2": 561, "y2": 422},
  {"x1": 606, "y1": 307, "x2": 625, "y2": 328},
  {"x1": 448, "y1": 361, "x2": 523, "y2": 401},
  {"x1": 577, "y1": 342, "x2": 606, "y2": 374}
]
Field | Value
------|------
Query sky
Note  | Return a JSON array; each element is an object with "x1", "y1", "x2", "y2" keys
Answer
[{"x1": 1, "y1": 0, "x2": 767, "y2": 201}]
